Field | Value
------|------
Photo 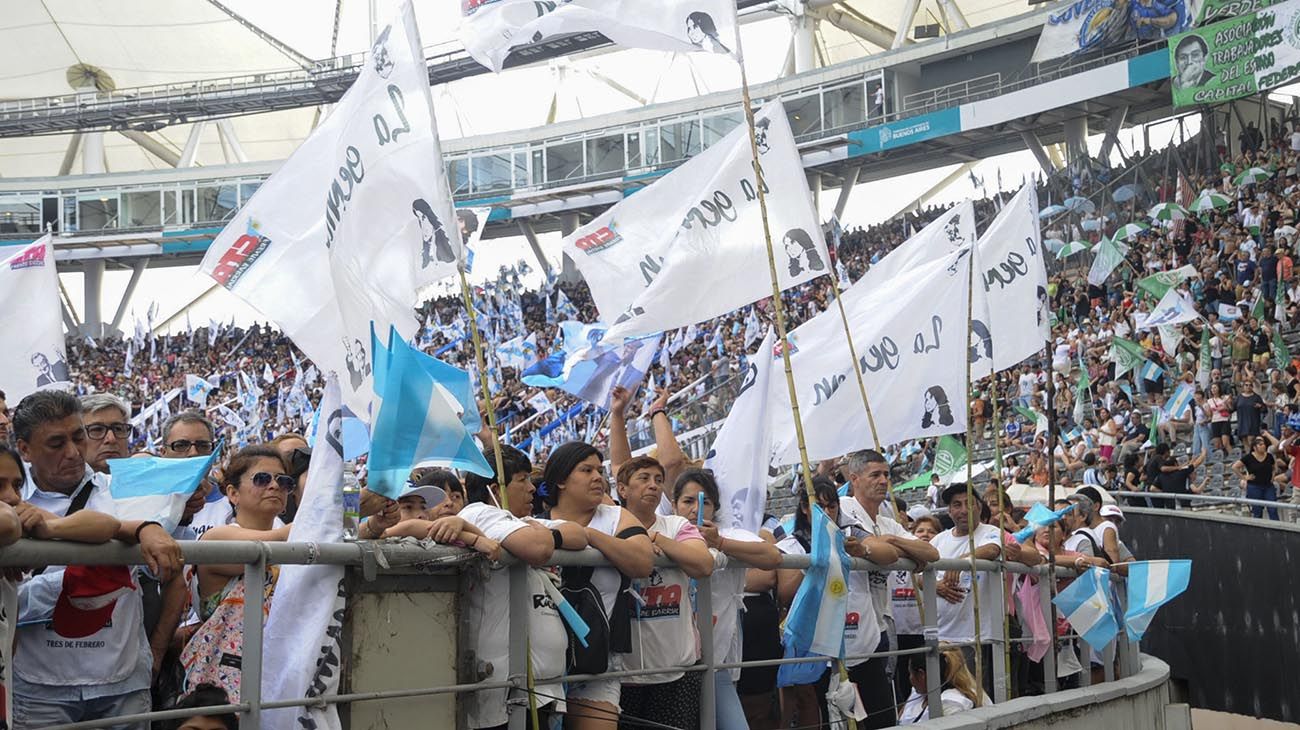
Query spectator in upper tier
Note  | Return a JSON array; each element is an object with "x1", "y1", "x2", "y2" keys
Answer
[
  {"x1": 1232, "y1": 430, "x2": 1283, "y2": 520},
  {"x1": 11, "y1": 390, "x2": 182, "y2": 729}
]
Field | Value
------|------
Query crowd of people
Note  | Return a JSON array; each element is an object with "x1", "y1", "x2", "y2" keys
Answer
[{"x1": 0, "y1": 117, "x2": 1294, "y2": 728}]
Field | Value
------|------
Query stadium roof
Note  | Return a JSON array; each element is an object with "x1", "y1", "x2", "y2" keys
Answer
[{"x1": 0, "y1": 0, "x2": 1031, "y2": 179}]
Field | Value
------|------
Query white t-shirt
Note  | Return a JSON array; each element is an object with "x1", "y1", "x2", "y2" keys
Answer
[
  {"x1": 1063, "y1": 528, "x2": 1096, "y2": 556},
  {"x1": 929, "y1": 524, "x2": 1002, "y2": 643},
  {"x1": 461, "y1": 504, "x2": 568, "y2": 728},
  {"x1": 624, "y1": 514, "x2": 701, "y2": 685},
  {"x1": 1018, "y1": 373, "x2": 1036, "y2": 397},
  {"x1": 711, "y1": 527, "x2": 762, "y2": 682},
  {"x1": 897, "y1": 688, "x2": 980, "y2": 723},
  {"x1": 586, "y1": 504, "x2": 626, "y2": 620},
  {"x1": 838, "y1": 497, "x2": 910, "y2": 636},
  {"x1": 1290, "y1": 130, "x2": 1300, "y2": 152},
  {"x1": 890, "y1": 570, "x2": 923, "y2": 636}
]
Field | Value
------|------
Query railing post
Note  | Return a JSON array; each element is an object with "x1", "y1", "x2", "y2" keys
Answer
[
  {"x1": 1077, "y1": 636, "x2": 1092, "y2": 688},
  {"x1": 1037, "y1": 566, "x2": 1057, "y2": 694},
  {"x1": 242, "y1": 552, "x2": 267, "y2": 728},
  {"x1": 697, "y1": 573, "x2": 716, "y2": 730},
  {"x1": 507, "y1": 561, "x2": 530, "y2": 730},
  {"x1": 921, "y1": 567, "x2": 943, "y2": 718}
]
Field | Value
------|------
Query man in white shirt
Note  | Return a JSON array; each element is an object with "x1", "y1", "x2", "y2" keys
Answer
[
  {"x1": 930, "y1": 484, "x2": 1007, "y2": 697},
  {"x1": 839, "y1": 450, "x2": 939, "y2": 723},
  {"x1": 12, "y1": 390, "x2": 183, "y2": 729},
  {"x1": 1017, "y1": 368, "x2": 1036, "y2": 409}
]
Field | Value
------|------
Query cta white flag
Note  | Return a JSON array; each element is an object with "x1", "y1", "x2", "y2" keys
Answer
[
  {"x1": 199, "y1": 0, "x2": 458, "y2": 416},
  {"x1": 460, "y1": 0, "x2": 738, "y2": 72},
  {"x1": 1136, "y1": 288, "x2": 1200, "y2": 330},
  {"x1": 1088, "y1": 237, "x2": 1129, "y2": 287},
  {"x1": 262, "y1": 375, "x2": 346, "y2": 730},
  {"x1": 705, "y1": 330, "x2": 777, "y2": 535},
  {"x1": 971, "y1": 185, "x2": 1050, "y2": 373},
  {"x1": 770, "y1": 252, "x2": 971, "y2": 463},
  {"x1": 567, "y1": 100, "x2": 824, "y2": 342},
  {"x1": 0, "y1": 236, "x2": 70, "y2": 402}
]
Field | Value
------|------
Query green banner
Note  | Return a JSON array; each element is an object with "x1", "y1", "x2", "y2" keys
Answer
[
  {"x1": 1199, "y1": 0, "x2": 1280, "y2": 25},
  {"x1": 1171, "y1": 0, "x2": 1300, "y2": 108}
]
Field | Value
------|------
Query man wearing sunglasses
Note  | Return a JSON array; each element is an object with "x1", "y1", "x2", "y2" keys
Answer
[{"x1": 80, "y1": 394, "x2": 134, "y2": 475}]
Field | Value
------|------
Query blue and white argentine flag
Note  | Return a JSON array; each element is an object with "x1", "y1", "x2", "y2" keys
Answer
[
  {"x1": 784, "y1": 505, "x2": 850, "y2": 658},
  {"x1": 1124, "y1": 560, "x2": 1191, "y2": 641},
  {"x1": 1162, "y1": 383, "x2": 1195, "y2": 421},
  {"x1": 1052, "y1": 566, "x2": 1119, "y2": 649},
  {"x1": 1139, "y1": 359, "x2": 1164, "y2": 382}
]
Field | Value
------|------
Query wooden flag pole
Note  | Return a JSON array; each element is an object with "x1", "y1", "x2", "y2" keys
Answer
[
  {"x1": 963, "y1": 243, "x2": 986, "y2": 706},
  {"x1": 733, "y1": 27, "x2": 856, "y2": 730}
]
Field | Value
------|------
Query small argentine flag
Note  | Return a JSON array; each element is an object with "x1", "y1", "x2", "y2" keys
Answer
[
  {"x1": 783, "y1": 505, "x2": 850, "y2": 659},
  {"x1": 1124, "y1": 560, "x2": 1191, "y2": 641},
  {"x1": 1052, "y1": 566, "x2": 1119, "y2": 649},
  {"x1": 1139, "y1": 359, "x2": 1164, "y2": 382},
  {"x1": 1163, "y1": 382, "x2": 1194, "y2": 420},
  {"x1": 106, "y1": 445, "x2": 223, "y2": 533},
  {"x1": 367, "y1": 326, "x2": 493, "y2": 499},
  {"x1": 1012, "y1": 502, "x2": 1073, "y2": 543}
]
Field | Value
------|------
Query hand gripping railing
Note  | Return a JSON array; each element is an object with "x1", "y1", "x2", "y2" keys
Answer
[{"x1": 0, "y1": 538, "x2": 1133, "y2": 730}]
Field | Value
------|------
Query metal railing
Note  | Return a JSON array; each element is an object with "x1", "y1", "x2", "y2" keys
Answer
[
  {"x1": 0, "y1": 535, "x2": 1142, "y2": 730},
  {"x1": 1111, "y1": 490, "x2": 1300, "y2": 517}
]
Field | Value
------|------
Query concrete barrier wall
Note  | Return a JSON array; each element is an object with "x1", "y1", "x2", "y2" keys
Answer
[
  {"x1": 1122, "y1": 507, "x2": 1300, "y2": 724},
  {"x1": 918, "y1": 656, "x2": 1173, "y2": 729}
]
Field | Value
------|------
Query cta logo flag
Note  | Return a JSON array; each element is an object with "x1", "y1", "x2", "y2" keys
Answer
[
  {"x1": 0, "y1": 236, "x2": 70, "y2": 402},
  {"x1": 184, "y1": 374, "x2": 217, "y2": 405},
  {"x1": 566, "y1": 100, "x2": 824, "y2": 342},
  {"x1": 1136, "y1": 287, "x2": 1199, "y2": 329},
  {"x1": 198, "y1": 0, "x2": 458, "y2": 417},
  {"x1": 460, "y1": 0, "x2": 739, "y2": 72},
  {"x1": 262, "y1": 375, "x2": 347, "y2": 730},
  {"x1": 1109, "y1": 337, "x2": 1147, "y2": 380},
  {"x1": 705, "y1": 330, "x2": 777, "y2": 535}
]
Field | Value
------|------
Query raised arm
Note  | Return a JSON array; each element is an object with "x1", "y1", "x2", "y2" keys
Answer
[
  {"x1": 608, "y1": 385, "x2": 634, "y2": 478},
  {"x1": 647, "y1": 389, "x2": 687, "y2": 487}
]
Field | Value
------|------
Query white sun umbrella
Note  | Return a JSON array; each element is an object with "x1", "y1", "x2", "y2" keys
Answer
[
  {"x1": 1113, "y1": 221, "x2": 1150, "y2": 241},
  {"x1": 1234, "y1": 167, "x2": 1272, "y2": 186},
  {"x1": 1190, "y1": 192, "x2": 1231, "y2": 212},
  {"x1": 1148, "y1": 202, "x2": 1188, "y2": 222},
  {"x1": 1056, "y1": 240, "x2": 1091, "y2": 258}
]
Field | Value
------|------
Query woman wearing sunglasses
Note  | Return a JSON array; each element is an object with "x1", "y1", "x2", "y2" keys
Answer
[{"x1": 181, "y1": 445, "x2": 294, "y2": 701}]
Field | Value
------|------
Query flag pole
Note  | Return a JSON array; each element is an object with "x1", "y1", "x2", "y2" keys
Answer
[
  {"x1": 457, "y1": 267, "x2": 542, "y2": 730},
  {"x1": 963, "y1": 241, "x2": 986, "y2": 706},
  {"x1": 733, "y1": 26, "x2": 855, "y2": 730},
  {"x1": 987, "y1": 357, "x2": 1014, "y2": 700},
  {"x1": 1043, "y1": 337, "x2": 1062, "y2": 687}
]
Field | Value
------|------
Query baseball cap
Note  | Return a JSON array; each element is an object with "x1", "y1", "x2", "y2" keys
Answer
[
  {"x1": 398, "y1": 484, "x2": 447, "y2": 509},
  {"x1": 906, "y1": 505, "x2": 932, "y2": 521},
  {"x1": 1100, "y1": 504, "x2": 1125, "y2": 522},
  {"x1": 52, "y1": 565, "x2": 136, "y2": 639}
]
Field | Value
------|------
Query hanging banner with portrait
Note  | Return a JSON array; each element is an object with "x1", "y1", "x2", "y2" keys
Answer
[
  {"x1": 1169, "y1": 0, "x2": 1300, "y2": 108},
  {"x1": 564, "y1": 99, "x2": 826, "y2": 344},
  {"x1": 0, "y1": 236, "x2": 71, "y2": 404}
]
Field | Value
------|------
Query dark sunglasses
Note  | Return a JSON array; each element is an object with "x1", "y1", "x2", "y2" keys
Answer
[
  {"x1": 249, "y1": 472, "x2": 296, "y2": 490},
  {"x1": 167, "y1": 439, "x2": 214, "y2": 454}
]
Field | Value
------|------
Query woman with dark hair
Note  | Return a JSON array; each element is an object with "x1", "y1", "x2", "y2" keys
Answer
[
  {"x1": 783, "y1": 228, "x2": 825, "y2": 277},
  {"x1": 685, "y1": 11, "x2": 729, "y2": 53},
  {"x1": 921, "y1": 386, "x2": 955, "y2": 428},
  {"x1": 542, "y1": 441, "x2": 653, "y2": 730},
  {"x1": 413, "y1": 198, "x2": 455, "y2": 266},
  {"x1": 184, "y1": 445, "x2": 292, "y2": 701},
  {"x1": 672, "y1": 468, "x2": 780, "y2": 730},
  {"x1": 166, "y1": 683, "x2": 239, "y2": 730}
]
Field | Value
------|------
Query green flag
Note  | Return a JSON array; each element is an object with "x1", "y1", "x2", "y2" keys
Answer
[
  {"x1": 1252, "y1": 292, "x2": 1268, "y2": 320},
  {"x1": 1273, "y1": 328, "x2": 1291, "y2": 368},
  {"x1": 1147, "y1": 409, "x2": 1159, "y2": 447},
  {"x1": 1135, "y1": 264, "x2": 1197, "y2": 302},
  {"x1": 1087, "y1": 237, "x2": 1128, "y2": 286},
  {"x1": 1277, "y1": 279, "x2": 1288, "y2": 321},
  {"x1": 932, "y1": 435, "x2": 967, "y2": 477},
  {"x1": 1109, "y1": 337, "x2": 1146, "y2": 379},
  {"x1": 1197, "y1": 327, "x2": 1211, "y2": 389},
  {"x1": 896, "y1": 471, "x2": 932, "y2": 492},
  {"x1": 1077, "y1": 355, "x2": 1092, "y2": 391}
]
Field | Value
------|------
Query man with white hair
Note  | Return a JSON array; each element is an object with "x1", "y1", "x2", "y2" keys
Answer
[{"x1": 79, "y1": 394, "x2": 133, "y2": 474}]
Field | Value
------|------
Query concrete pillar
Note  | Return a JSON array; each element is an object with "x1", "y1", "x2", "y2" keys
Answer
[
  {"x1": 834, "y1": 165, "x2": 862, "y2": 221},
  {"x1": 1021, "y1": 130, "x2": 1056, "y2": 175},
  {"x1": 792, "y1": 13, "x2": 817, "y2": 74},
  {"x1": 559, "y1": 213, "x2": 582, "y2": 284},
  {"x1": 937, "y1": 0, "x2": 970, "y2": 31},
  {"x1": 894, "y1": 0, "x2": 921, "y2": 48},
  {"x1": 179, "y1": 122, "x2": 205, "y2": 167},
  {"x1": 1098, "y1": 105, "x2": 1129, "y2": 163},
  {"x1": 82, "y1": 132, "x2": 106, "y2": 175},
  {"x1": 1064, "y1": 116, "x2": 1090, "y2": 167},
  {"x1": 59, "y1": 134, "x2": 83, "y2": 177},
  {"x1": 82, "y1": 260, "x2": 105, "y2": 337},
  {"x1": 110, "y1": 260, "x2": 148, "y2": 332},
  {"x1": 809, "y1": 172, "x2": 822, "y2": 219},
  {"x1": 217, "y1": 119, "x2": 249, "y2": 163},
  {"x1": 516, "y1": 220, "x2": 553, "y2": 279}
]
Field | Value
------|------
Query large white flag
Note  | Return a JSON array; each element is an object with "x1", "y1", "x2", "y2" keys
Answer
[
  {"x1": 971, "y1": 185, "x2": 1050, "y2": 373},
  {"x1": 460, "y1": 0, "x2": 738, "y2": 72},
  {"x1": 198, "y1": 0, "x2": 458, "y2": 415},
  {"x1": 1136, "y1": 288, "x2": 1200, "y2": 330},
  {"x1": 0, "y1": 236, "x2": 70, "y2": 402},
  {"x1": 567, "y1": 100, "x2": 824, "y2": 342},
  {"x1": 262, "y1": 375, "x2": 346, "y2": 730},
  {"x1": 1087, "y1": 236, "x2": 1129, "y2": 287},
  {"x1": 770, "y1": 252, "x2": 972, "y2": 464},
  {"x1": 705, "y1": 330, "x2": 776, "y2": 535}
]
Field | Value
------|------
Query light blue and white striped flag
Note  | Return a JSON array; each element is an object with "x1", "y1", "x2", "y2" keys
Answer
[
  {"x1": 368, "y1": 328, "x2": 492, "y2": 499},
  {"x1": 101, "y1": 445, "x2": 223, "y2": 533},
  {"x1": 1052, "y1": 566, "x2": 1119, "y2": 649},
  {"x1": 1163, "y1": 382, "x2": 1194, "y2": 420},
  {"x1": 1138, "y1": 360, "x2": 1164, "y2": 382},
  {"x1": 1125, "y1": 560, "x2": 1191, "y2": 641},
  {"x1": 783, "y1": 505, "x2": 850, "y2": 659}
]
